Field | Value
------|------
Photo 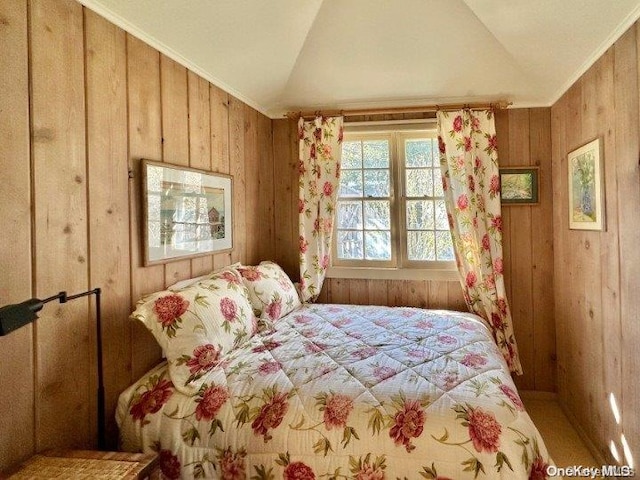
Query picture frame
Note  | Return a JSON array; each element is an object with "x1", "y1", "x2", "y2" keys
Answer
[
  {"x1": 142, "y1": 160, "x2": 233, "y2": 265},
  {"x1": 567, "y1": 138, "x2": 605, "y2": 231},
  {"x1": 499, "y1": 166, "x2": 539, "y2": 205}
]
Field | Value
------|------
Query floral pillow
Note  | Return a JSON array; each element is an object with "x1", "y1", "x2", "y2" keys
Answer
[
  {"x1": 236, "y1": 261, "x2": 301, "y2": 321},
  {"x1": 131, "y1": 269, "x2": 256, "y2": 395}
]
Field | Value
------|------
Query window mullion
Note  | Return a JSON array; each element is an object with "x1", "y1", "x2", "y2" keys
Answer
[{"x1": 393, "y1": 133, "x2": 405, "y2": 267}]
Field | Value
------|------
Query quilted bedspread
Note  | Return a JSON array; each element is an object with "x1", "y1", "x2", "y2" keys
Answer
[{"x1": 116, "y1": 304, "x2": 551, "y2": 479}]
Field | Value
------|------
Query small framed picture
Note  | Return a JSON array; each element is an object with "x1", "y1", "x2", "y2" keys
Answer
[
  {"x1": 500, "y1": 166, "x2": 539, "y2": 205},
  {"x1": 142, "y1": 160, "x2": 233, "y2": 265},
  {"x1": 567, "y1": 138, "x2": 605, "y2": 231}
]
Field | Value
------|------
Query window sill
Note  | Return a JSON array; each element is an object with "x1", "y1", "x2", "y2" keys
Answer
[{"x1": 326, "y1": 266, "x2": 459, "y2": 282}]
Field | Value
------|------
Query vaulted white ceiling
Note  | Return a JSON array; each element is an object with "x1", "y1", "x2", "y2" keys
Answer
[{"x1": 79, "y1": 0, "x2": 640, "y2": 118}]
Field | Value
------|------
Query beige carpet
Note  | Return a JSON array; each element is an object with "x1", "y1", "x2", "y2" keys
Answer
[{"x1": 523, "y1": 396, "x2": 600, "y2": 470}]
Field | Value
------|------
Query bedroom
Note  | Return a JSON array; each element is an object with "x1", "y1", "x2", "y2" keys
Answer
[{"x1": 0, "y1": 0, "x2": 638, "y2": 477}]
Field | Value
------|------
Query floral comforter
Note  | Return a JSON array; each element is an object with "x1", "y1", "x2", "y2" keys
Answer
[{"x1": 117, "y1": 304, "x2": 550, "y2": 479}]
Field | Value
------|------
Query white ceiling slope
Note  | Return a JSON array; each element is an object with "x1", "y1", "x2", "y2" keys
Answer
[{"x1": 80, "y1": 0, "x2": 640, "y2": 118}]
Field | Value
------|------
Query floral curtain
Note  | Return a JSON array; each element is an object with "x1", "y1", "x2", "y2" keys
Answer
[
  {"x1": 437, "y1": 110, "x2": 522, "y2": 374},
  {"x1": 298, "y1": 116, "x2": 344, "y2": 302}
]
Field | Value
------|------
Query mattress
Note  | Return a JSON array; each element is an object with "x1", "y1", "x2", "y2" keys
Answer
[{"x1": 117, "y1": 303, "x2": 551, "y2": 479}]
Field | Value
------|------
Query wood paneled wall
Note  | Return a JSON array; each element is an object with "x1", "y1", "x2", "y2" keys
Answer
[
  {"x1": 272, "y1": 108, "x2": 555, "y2": 393},
  {"x1": 0, "y1": 0, "x2": 274, "y2": 471},
  {"x1": 551, "y1": 23, "x2": 640, "y2": 465}
]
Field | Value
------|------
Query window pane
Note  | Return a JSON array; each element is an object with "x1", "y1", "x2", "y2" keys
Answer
[
  {"x1": 337, "y1": 201, "x2": 362, "y2": 229},
  {"x1": 342, "y1": 141, "x2": 362, "y2": 169},
  {"x1": 406, "y1": 200, "x2": 434, "y2": 230},
  {"x1": 339, "y1": 170, "x2": 363, "y2": 197},
  {"x1": 406, "y1": 168, "x2": 433, "y2": 197},
  {"x1": 337, "y1": 230, "x2": 363, "y2": 259},
  {"x1": 407, "y1": 231, "x2": 436, "y2": 261},
  {"x1": 405, "y1": 139, "x2": 433, "y2": 167},
  {"x1": 436, "y1": 231, "x2": 455, "y2": 261},
  {"x1": 435, "y1": 200, "x2": 449, "y2": 230},
  {"x1": 363, "y1": 169, "x2": 390, "y2": 197},
  {"x1": 363, "y1": 140, "x2": 389, "y2": 168},
  {"x1": 364, "y1": 200, "x2": 390, "y2": 230},
  {"x1": 365, "y1": 231, "x2": 391, "y2": 260},
  {"x1": 432, "y1": 168, "x2": 444, "y2": 197}
]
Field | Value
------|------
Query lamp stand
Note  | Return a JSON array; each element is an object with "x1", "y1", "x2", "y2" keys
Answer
[{"x1": 0, "y1": 287, "x2": 105, "y2": 450}]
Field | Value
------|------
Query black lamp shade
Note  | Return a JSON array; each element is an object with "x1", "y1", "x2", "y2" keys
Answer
[{"x1": 0, "y1": 298, "x2": 44, "y2": 336}]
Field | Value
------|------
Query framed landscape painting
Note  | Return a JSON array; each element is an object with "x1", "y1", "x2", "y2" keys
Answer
[
  {"x1": 142, "y1": 160, "x2": 233, "y2": 265},
  {"x1": 567, "y1": 138, "x2": 605, "y2": 231},
  {"x1": 500, "y1": 167, "x2": 539, "y2": 205}
]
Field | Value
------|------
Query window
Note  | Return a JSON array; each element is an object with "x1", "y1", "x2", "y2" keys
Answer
[{"x1": 331, "y1": 125, "x2": 456, "y2": 278}]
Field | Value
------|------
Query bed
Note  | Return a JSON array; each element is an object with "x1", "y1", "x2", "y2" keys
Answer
[{"x1": 117, "y1": 263, "x2": 551, "y2": 479}]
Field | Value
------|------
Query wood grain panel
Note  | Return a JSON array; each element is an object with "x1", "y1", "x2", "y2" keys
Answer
[
  {"x1": 529, "y1": 108, "x2": 556, "y2": 393},
  {"x1": 257, "y1": 114, "x2": 275, "y2": 262},
  {"x1": 328, "y1": 278, "x2": 350, "y2": 305},
  {"x1": 348, "y1": 279, "x2": 369, "y2": 305},
  {"x1": 595, "y1": 48, "x2": 622, "y2": 456},
  {"x1": 367, "y1": 280, "x2": 389, "y2": 306},
  {"x1": 616, "y1": 25, "x2": 640, "y2": 464},
  {"x1": 187, "y1": 71, "x2": 214, "y2": 276},
  {"x1": 30, "y1": 0, "x2": 90, "y2": 450},
  {"x1": 446, "y1": 282, "x2": 467, "y2": 311},
  {"x1": 551, "y1": 97, "x2": 569, "y2": 402},
  {"x1": 229, "y1": 98, "x2": 246, "y2": 264},
  {"x1": 562, "y1": 82, "x2": 587, "y2": 416},
  {"x1": 0, "y1": 0, "x2": 34, "y2": 470},
  {"x1": 494, "y1": 110, "x2": 513, "y2": 306},
  {"x1": 127, "y1": 34, "x2": 164, "y2": 379},
  {"x1": 84, "y1": 8, "x2": 130, "y2": 450},
  {"x1": 160, "y1": 55, "x2": 191, "y2": 287},
  {"x1": 551, "y1": 21, "x2": 640, "y2": 462},
  {"x1": 244, "y1": 105, "x2": 260, "y2": 265},
  {"x1": 209, "y1": 85, "x2": 232, "y2": 269},
  {"x1": 0, "y1": 1, "x2": 277, "y2": 466},
  {"x1": 507, "y1": 110, "x2": 534, "y2": 391},
  {"x1": 427, "y1": 281, "x2": 448, "y2": 309},
  {"x1": 272, "y1": 119, "x2": 298, "y2": 279},
  {"x1": 576, "y1": 59, "x2": 605, "y2": 441}
]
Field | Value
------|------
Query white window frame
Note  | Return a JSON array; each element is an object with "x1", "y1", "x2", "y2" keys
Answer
[{"x1": 328, "y1": 121, "x2": 458, "y2": 281}]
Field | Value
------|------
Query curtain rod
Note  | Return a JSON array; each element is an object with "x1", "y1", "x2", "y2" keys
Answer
[{"x1": 285, "y1": 101, "x2": 512, "y2": 120}]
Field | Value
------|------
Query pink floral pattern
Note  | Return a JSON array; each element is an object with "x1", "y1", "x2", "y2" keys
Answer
[
  {"x1": 219, "y1": 297, "x2": 238, "y2": 323},
  {"x1": 437, "y1": 110, "x2": 522, "y2": 374},
  {"x1": 195, "y1": 385, "x2": 229, "y2": 421},
  {"x1": 390, "y1": 400, "x2": 426, "y2": 452},
  {"x1": 120, "y1": 304, "x2": 551, "y2": 479},
  {"x1": 467, "y1": 406, "x2": 502, "y2": 453},
  {"x1": 218, "y1": 447, "x2": 246, "y2": 480},
  {"x1": 284, "y1": 461, "x2": 316, "y2": 480},
  {"x1": 251, "y1": 391, "x2": 290, "y2": 442},
  {"x1": 186, "y1": 344, "x2": 220, "y2": 376},
  {"x1": 499, "y1": 383, "x2": 525, "y2": 411},
  {"x1": 129, "y1": 376, "x2": 173, "y2": 423},
  {"x1": 298, "y1": 116, "x2": 344, "y2": 302},
  {"x1": 158, "y1": 450, "x2": 181, "y2": 480},
  {"x1": 323, "y1": 394, "x2": 354, "y2": 430},
  {"x1": 153, "y1": 294, "x2": 189, "y2": 336}
]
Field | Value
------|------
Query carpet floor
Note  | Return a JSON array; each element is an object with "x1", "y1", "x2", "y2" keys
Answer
[{"x1": 523, "y1": 396, "x2": 600, "y2": 474}]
